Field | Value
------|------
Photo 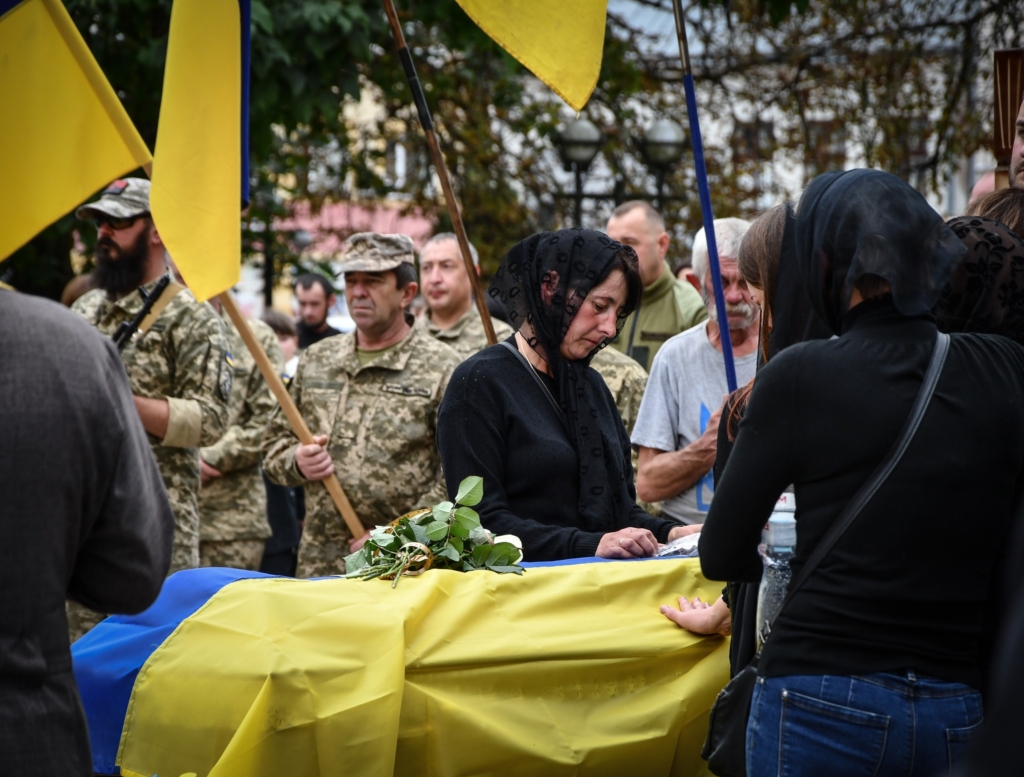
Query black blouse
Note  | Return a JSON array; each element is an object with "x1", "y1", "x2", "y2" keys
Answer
[
  {"x1": 437, "y1": 339, "x2": 675, "y2": 561},
  {"x1": 700, "y1": 299, "x2": 1024, "y2": 689}
]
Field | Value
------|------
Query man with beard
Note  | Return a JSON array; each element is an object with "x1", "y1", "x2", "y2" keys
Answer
[
  {"x1": 294, "y1": 274, "x2": 341, "y2": 349},
  {"x1": 262, "y1": 233, "x2": 460, "y2": 577},
  {"x1": 631, "y1": 218, "x2": 758, "y2": 526},
  {"x1": 69, "y1": 178, "x2": 231, "y2": 638},
  {"x1": 604, "y1": 201, "x2": 708, "y2": 371}
]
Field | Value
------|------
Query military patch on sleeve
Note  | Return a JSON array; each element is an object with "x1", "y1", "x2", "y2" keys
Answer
[
  {"x1": 382, "y1": 383, "x2": 431, "y2": 398},
  {"x1": 219, "y1": 352, "x2": 234, "y2": 399}
]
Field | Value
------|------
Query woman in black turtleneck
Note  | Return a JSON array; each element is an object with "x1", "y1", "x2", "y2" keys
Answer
[{"x1": 700, "y1": 170, "x2": 1024, "y2": 777}]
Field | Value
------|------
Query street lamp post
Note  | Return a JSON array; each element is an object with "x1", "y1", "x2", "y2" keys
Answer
[
  {"x1": 636, "y1": 119, "x2": 687, "y2": 209},
  {"x1": 555, "y1": 119, "x2": 603, "y2": 226}
]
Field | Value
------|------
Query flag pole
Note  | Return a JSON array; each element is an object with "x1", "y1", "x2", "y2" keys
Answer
[
  {"x1": 381, "y1": 0, "x2": 498, "y2": 345},
  {"x1": 218, "y1": 291, "x2": 366, "y2": 539},
  {"x1": 671, "y1": 0, "x2": 737, "y2": 392}
]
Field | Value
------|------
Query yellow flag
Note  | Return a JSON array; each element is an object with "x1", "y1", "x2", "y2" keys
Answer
[
  {"x1": 0, "y1": 0, "x2": 152, "y2": 261},
  {"x1": 455, "y1": 0, "x2": 609, "y2": 111},
  {"x1": 116, "y1": 560, "x2": 726, "y2": 776},
  {"x1": 149, "y1": 0, "x2": 241, "y2": 302}
]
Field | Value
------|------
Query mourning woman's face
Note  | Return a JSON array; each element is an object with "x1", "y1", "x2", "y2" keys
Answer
[{"x1": 560, "y1": 268, "x2": 628, "y2": 361}]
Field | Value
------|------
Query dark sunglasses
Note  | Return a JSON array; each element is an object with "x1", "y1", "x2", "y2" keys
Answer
[{"x1": 93, "y1": 213, "x2": 146, "y2": 230}]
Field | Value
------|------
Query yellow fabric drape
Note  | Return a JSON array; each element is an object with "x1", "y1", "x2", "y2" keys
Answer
[
  {"x1": 454, "y1": 0, "x2": 609, "y2": 111},
  {"x1": 0, "y1": 0, "x2": 151, "y2": 261},
  {"x1": 118, "y1": 559, "x2": 727, "y2": 776}
]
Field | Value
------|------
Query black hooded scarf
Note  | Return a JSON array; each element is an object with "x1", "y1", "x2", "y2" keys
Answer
[
  {"x1": 488, "y1": 228, "x2": 642, "y2": 534},
  {"x1": 795, "y1": 169, "x2": 965, "y2": 334}
]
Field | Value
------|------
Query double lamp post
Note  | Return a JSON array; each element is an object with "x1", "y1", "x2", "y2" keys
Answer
[{"x1": 554, "y1": 117, "x2": 688, "y2": 226}]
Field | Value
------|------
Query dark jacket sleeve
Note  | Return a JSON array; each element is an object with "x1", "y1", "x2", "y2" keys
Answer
[
  {"x1": 438, "y1": 394, "x2": 606, "y2": 561},
  {"x1": 66, "y1": 341, "x2": 174, "y2": 614},
  {"x1": 699, "y1": 352, "x2": 798, "y2": 582}
]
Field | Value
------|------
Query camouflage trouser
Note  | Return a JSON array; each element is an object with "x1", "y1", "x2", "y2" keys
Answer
[
  {"x1": 67, "y1": 539, "x2": 198, "y2": 644},
  {"x1": 296, "y1": 536, "x2": 351, "y2": 579},
  {"x1": 199, "y1": 538, "x2": 265, "y2": 571}
]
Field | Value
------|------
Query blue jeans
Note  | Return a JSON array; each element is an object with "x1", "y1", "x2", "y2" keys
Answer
[{"x1": 746, "y1": 671, "x2": 982, "y2": 777}]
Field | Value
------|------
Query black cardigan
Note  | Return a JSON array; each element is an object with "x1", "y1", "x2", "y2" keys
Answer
[
  {"x1": 700, "y1": 299, "x2": 1024, "y2": 689},
  {"x1": 437, "y1": 341, "x2": 675, "y2": 561}
]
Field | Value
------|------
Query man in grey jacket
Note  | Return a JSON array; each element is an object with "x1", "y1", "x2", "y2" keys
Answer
[{"x1": 0, "y1": 289, "x2": 173, "y2": 774}]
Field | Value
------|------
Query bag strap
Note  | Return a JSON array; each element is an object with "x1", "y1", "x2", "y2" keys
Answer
[
  {"x1": 774, "y1": 331, "x2": 950, "y2": 619},
  {"x1": 499, "y1": 340, "x2": 566, "y2": 422}
]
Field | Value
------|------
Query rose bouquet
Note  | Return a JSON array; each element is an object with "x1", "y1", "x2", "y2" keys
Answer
[{"x1": 344, "y1": 476, "x2": 523, "y2": 587}]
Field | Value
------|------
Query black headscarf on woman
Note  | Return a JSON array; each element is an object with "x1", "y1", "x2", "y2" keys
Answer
[
  {"x1": 935, "y1": 216, "x2": 1024, "y2": 345},
  {"x1": 488, "y1": 228, "x2": 642, "y2": 532},
  {"x1": 795, "y1": 169, "x2": 966, "y2": 333}
]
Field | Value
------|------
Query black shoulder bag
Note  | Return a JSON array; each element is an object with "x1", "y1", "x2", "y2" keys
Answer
[{"x1": 701, "y1": 332, "x2": 950, "y2": 777}]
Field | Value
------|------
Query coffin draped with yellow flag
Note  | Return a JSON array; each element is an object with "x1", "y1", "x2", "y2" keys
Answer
[{"x1": 72, "y1": 558, "x2": 728, "y2": 776}]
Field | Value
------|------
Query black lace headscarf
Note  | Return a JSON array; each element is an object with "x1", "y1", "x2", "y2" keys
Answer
[
  {"x1": 489, "y1": 228, "x2": 643, "y2": 530},
  {"x1": 935, "y1": 216, "x2": 1024, "y2": 344},
  {"x1": 795, "y1": 169, "x2": 966, "y2": 333}
]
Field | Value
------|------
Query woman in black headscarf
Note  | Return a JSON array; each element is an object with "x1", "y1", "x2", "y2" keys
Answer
[
  {"x1": 699, "y1": 170, "x2": 1024, "y2": 776},
  {"x1": 436, "y1": 229, "x2": 689, "y2": 561},
  {"x1": 661, "y1": 204, "x2": 833, "y2": 672}
]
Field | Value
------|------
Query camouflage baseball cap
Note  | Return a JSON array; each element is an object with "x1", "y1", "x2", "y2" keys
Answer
[
  {"x1": 75, "y1": 178, "x2": 151, "y2": 221},
  {"x1": 338, "y1": 232, "x2": 415, "y2": 273}
]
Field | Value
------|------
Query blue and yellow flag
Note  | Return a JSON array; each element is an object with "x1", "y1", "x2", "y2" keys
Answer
[
  {"x1": 149, "y1": 0, "x2": 250, "y2": 302},
  {"x1": 455, "y1": 0, "x2": 609, "y2": 111},
  {"x1": 0, "y1": 0, "x2": 152, "y2": 261},
  {"x1": 73, "y1": 559, "x2": 727, "y2": 776}
]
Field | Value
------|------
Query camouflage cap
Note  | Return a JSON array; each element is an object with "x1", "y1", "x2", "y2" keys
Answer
[
  {"x1": 339, "y1": 232, "x2": 416, "y2": 273},
  {"x1": 75, "y1": 178, "x2": 151, "y2": 221}
]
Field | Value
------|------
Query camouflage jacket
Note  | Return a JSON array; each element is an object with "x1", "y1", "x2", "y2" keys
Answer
[
  {"x1": 262, "y1": 325, "x2": 460, "y2": 566},
  {"x1": 73, "y1": 279, "x2": 231, "y2": 570},
  {"x1": 200, "y1": 314, "x2": 283, "y2": 542},
  {"x1": 419, "y1": 306, "x2": 513, "y2": 361},
  {"x1": 589, "y1": 347, "x2": 661, "y2": 516},
  {"x1": 590, "y1": 346, "x2": 648, "y2": 435}
]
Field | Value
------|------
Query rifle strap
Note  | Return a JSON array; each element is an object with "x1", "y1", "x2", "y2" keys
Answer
[{"x1": 137, "y1": 281, "x2": 185, "y2": 337}]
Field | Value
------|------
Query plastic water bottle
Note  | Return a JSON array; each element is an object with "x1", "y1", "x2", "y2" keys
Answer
[{"x1": 755, "y1": 493, "x2": 797, "y2": 649}]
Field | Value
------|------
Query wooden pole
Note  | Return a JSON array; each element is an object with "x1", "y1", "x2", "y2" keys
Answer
[
  {"x1": 381, "y1": 0, "x2": 497, "y2": 345},
  {"x1": 218, "y1": 290, "x2": 366, "y2": 539}
]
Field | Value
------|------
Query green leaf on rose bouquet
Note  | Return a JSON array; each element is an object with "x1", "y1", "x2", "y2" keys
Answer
[
  {"x1": 488, "y1": 565, "x2": 524, "y2": 575},
  {"x1": 471, "y1": 543, "x2": 493, "y2": 565},
  {"x1": 454, "y1": 506, "x2": 480, "y2": 530},
  {"x1": 344, "y1": 547, "x2": 368, "y2": 574},
  {"x1": 437, "y1": 546, "x2": 461, "y2": 562},
  {"x1": 425, "y1": 521, "x2": 450, "y2": 541},
  {"x1": 450, "y1": 521, "x2": 471, "y2": 539},
  {"x1": 455, "y1": 476, "x2": 484, "y2": 507},
  {"x1": 409, "y1": 521, "x2": 430, "y2": 545},
  {"x1": 432, "y1": 501, "x2": 454, "y2": 522}
]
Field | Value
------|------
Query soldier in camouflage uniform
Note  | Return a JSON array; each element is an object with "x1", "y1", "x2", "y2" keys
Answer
[
  {"x1": 589, "y1": 346, "x2": 661, "y2": 516},
  {"x1": 262, "y1": 233, "x2": 461, "y2": 578},
  {"x1": 69, "y1": 179, "x2": 231, "y2": 639},
  {"x1": 199, "y1": 307, "x2": 284, "y2": 570},
  {"x1": 417, "y1": 232, "x2": 512, "y2": 359},
  {"x1": 590, "y1": 346, "x2": 647, "y2": 435}
]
